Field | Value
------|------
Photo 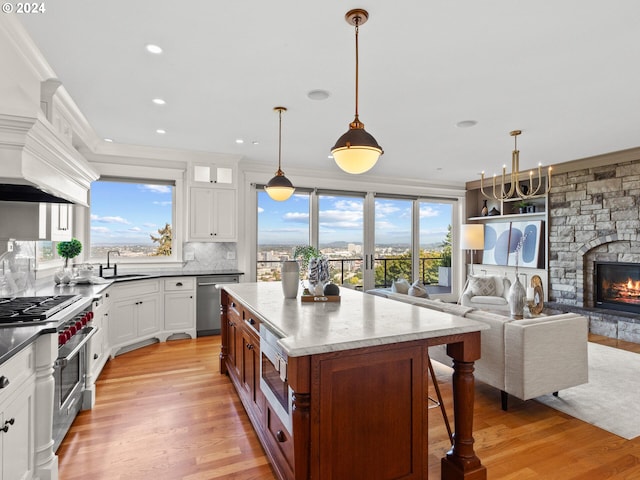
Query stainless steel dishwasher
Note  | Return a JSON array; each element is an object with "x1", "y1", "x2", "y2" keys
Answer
[{"x1": 196, "y1": 275, "x2": 239, "y2": 336}]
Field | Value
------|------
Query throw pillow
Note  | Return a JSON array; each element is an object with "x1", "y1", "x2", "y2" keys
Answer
[
  {"x1": 391, "y1": 278, "x2": 410, "y2": 294},
  {"x1": 469, "y1": 275, "x2": 497, "y2": 296},
  {"x1": 408, "y1": 279, "x2": 429, "y2": 298}
]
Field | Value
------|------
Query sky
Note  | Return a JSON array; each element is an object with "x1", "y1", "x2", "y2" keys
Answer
[
  {"x1": 90, "y1": 181, "x2": 172, "y2": 245},
  {"x1": 258, "y1": 192, "x2": 452, "y2": 247}
]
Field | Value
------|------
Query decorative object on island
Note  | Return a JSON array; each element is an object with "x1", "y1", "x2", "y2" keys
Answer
[
  {"x1": 460, "y1": 224, "x2": 485, "y2": 275},
  {"x1": 293, "y1": 245, "x2": 322, "y2": 280},
  {"x1": 331, "y1": 9, "x2": 383, "y2": 174},
  {"x1": 265, "y1": 106, "x2": 295, "y2": 201},
  {"x1": 528, "y1": 274, "x2": 545, "y2": 314},
  {"x1": 488, "y1": 206, "x2": 500, "y2": 216},
  {"x1": 281, "y1": 260, "x2": 299, "y2": 298},
  {"x1": 480, "y1": 129, "x2": 552, "y2": 200},
  {"x1": 481, "y1": 199, "x2": 489, "y2": 216},
  {"x1": 54, "y1": 238, "x2": 82, "y2": 284}
]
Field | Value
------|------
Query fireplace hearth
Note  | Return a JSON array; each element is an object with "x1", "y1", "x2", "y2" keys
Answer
[{"x1": 595, "y1": 262, "x2": 640, "y2": 314}]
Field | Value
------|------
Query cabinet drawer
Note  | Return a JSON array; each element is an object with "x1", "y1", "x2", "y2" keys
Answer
[
  {"x1": 164, "y1": 277, "x2": 195, "y2": 291},
  {"x1": 266, "y1": 404, "x2": 294, "y2": 469},
  {"x1": 110, "y1": 279, "x2": 160, "y2": 299},
  {"x1": 227, "y1": 296, "x2": 243, "y2": 323},
  {"x1": 0, "y1": 343, "x2": 35, "y2": 401}
]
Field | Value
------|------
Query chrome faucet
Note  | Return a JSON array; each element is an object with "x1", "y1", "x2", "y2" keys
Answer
[{"x1": 100, "y1": 250, "x2": 120, "y2": 276}]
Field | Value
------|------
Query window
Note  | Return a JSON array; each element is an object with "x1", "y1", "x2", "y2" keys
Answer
[
  {"x1": 256, "y1": 186, "x2": 456, "y2": 295},
  {"x1": 90, "y1": 178, "x2": 174, "y2": 259},
  {"x1": 257, "y1": 190, "x2": 310, "y2": 281}
]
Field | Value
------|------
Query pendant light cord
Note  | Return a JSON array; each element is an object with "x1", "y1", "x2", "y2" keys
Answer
[
  {"x1": 354, "y1": 20, "x2": 360, "y2": 119},
  {"x1": 277, "y1": 108, "x2": 283, "y2": 173}
]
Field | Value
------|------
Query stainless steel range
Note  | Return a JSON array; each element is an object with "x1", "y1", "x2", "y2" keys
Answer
[{"x1": 0, "y1": 294, "x2": 95, "y2": 451}]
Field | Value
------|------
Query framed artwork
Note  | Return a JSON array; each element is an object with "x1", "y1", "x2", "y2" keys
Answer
[
  {"x1": 483, "y1": 222, "x2": 511, "y2": 265},
  {"x1": 508, "y1": 220, "x2": 543, "y2": 268}
]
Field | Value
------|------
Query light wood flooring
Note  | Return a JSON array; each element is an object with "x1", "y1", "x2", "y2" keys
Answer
[{"x1": 57, "y1": 334, "x2": 640, "y2": 479}]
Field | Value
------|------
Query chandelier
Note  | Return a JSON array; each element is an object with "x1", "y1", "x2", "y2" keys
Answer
[
  {"x1": 480, "y1": 130, "x2": 551, "y2": 200},
  {"x1": 331, "y1": 9, "x2": 383, "y2": 174}
]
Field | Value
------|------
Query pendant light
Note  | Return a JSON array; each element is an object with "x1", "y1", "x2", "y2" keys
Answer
[
  {"x1": 331, "y1": 9, "x2": 383, "y2": 174},
  {"x1": 265, "y1": 106, "x2": 295, "y2": 201}
]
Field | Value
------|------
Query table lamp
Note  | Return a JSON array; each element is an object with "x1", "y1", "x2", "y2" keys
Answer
[{"x1": 460, "y1": 224, "x2": 485, "y2": 275}]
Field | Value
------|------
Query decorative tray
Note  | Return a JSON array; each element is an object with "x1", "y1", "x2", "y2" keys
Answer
[{"x1": 300, "y1": 295, "x2": 341, "y2": 303}]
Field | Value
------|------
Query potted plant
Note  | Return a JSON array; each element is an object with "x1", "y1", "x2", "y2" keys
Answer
[
  {"x1": 515, "y1": 200, "x2": 532, "y2": 214},
  {"x1": 57, "y1": 238, "x2": 82, "y2": 267}
]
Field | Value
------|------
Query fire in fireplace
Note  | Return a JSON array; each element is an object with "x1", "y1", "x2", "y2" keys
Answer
[{"x1": 595, "y1": 262, "x2": 640, "y2": 313}]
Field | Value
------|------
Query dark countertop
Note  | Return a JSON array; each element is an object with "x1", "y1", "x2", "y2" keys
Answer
[{"x1": 1, "y1": 269, "x2": 243, "y2": 365}]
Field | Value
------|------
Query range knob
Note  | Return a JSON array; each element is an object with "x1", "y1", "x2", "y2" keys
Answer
[
  {"x1": 58, "y1": 333, "x2": 66, "y2": 346},
  {"x1": 63, "y1": 330, "x2": 72, "y2": 342},
  {"x1": 69, "y1": 325, "x2": 77, "y2": 336},
  {"x1": 88, "y1": 311, "x2": 94, "y2": 320},
  {"x1": 75, "y1": 320, "x2": 83, "y2": 331}
]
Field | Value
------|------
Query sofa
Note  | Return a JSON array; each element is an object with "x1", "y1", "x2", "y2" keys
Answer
[
  {"x1": 367, "y1": 288, "x2": 589, "y2": 410},
  {"x1": 460, "y1": 274, "x2": 511, "y2": 313}
]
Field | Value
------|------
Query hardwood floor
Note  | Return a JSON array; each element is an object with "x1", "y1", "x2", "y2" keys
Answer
[{"x1": 58, "y1": 334, "x2": 640, "y2": 479}]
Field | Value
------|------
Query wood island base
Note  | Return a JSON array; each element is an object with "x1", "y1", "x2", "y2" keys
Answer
[{"x1": 219, "y1": 287, "x2": 487, "y2": 480}]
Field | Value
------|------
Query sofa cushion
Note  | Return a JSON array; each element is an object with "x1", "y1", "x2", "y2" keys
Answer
[
  {"x1": 470, "y1": 295, "x2": 508, "y2": 306},
  {"x1": 391, "y1": 278, "x2": 410, "y2": 294},
  {"x1": 469, "y1": 275, "x2": 497, "y2": 296},
  {"x1": 408, "y1": 280, "x2": 429, "y2": 298}
]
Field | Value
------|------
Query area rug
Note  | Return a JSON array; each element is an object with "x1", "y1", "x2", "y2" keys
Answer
[{"x1": 535, "y1": 342, "x2": 640, "y2": 440}]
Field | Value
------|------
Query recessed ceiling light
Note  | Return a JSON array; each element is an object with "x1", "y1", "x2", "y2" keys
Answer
[
  {"x1": 308, "y1": 89, "x2": 330, "y2": 101},
  {"x1": 152, "y1": 98, "x2": 166, "y2": 105},
  {"x1": 156, "y1": 129, "x2": 166, "y2": 134},
  {"x1": 455, "y1": 120, "x2": 478, "y2": 128},
  {"x1": 104, "y1": 138, "x2": 113, "y2": 142},
  {"x1": 145, "y1": 44, "x2": 163, "y2": 54},
  {"x1": 235, "y1": 139, "x2": 244, "y2": 144},
  {"x1": 252, "y1": 141, "x2": 259, "y2": 145}
]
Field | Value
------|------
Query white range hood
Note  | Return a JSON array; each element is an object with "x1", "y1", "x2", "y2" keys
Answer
[{"x1": 0, "y1": 111, "x2": 98, "y2": 206}]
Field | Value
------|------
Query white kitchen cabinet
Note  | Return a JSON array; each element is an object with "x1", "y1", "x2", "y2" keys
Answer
[
  {"x1": 0, "y1": 344, "x2": 35, "y2": 480},
  {"x1": 108, "y1": 280, "x2": 161, "y2": 353},
  {"x1": 164, "y1": 278, "x2": 196, "y2": 335},
  {"x1": 48, "y1": 203, "x2": 73, "y2": 241},
  {"x1": 85, "y1": 291, "x2": 111, "y2": 409},
  {"x1": 189, "y1": 187, "x2": 237, "y2": 242},
  {"x1": 192, "y1": 163, "x2": 235, "y2": 186}
]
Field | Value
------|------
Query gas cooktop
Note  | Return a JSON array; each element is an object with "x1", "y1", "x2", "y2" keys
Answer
[{"x1": 0, "y1": 295, "x2": 83, "y2": 324}]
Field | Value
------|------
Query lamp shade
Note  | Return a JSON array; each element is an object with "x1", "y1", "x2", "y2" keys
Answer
[
  {"x1": 331, "y1": 123, "x2": 383, "y2": 174},
  {"x1": 460, "y1": 224, "x2": 485, "y2": 250},
  {"x1": 265, "y1": 171, "x2": 295, "y2": 201}
]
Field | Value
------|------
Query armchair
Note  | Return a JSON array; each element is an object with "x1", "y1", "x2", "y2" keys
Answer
[{"x1": 461, "y1": 275, "x2": 511, "y2": 313}]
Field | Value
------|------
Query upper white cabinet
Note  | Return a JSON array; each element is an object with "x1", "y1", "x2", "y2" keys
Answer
[
  {"x1": 189, "y1": 187, "x2": 237, "y2": 241},
  {"x1": 186, "y1": 159, "x2": 239, "y2": 243},
  {"x1": 47, "y1": 203, "x2": 73, "y2": 241},
  {"x1": 192, "y1": 164, "x2": 235, "y2": 186}
]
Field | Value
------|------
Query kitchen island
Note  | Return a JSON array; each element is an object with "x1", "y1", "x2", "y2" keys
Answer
[{"x1": 219, "y1": 282, "x2": 489, "y2": 480}]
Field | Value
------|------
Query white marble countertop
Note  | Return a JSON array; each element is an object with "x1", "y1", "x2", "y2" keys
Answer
[{"x1": 219, "y1": 282, "x2": 489, "y2": 357}]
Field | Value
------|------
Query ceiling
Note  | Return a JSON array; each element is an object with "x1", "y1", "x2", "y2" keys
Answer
[{"x1": 18, "y1": 1, "x2": 640, "y2": 186}]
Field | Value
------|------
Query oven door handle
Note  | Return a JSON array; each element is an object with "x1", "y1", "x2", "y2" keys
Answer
[{"x1": 55, "y1": 327, "x2": 97, "y2": 368}]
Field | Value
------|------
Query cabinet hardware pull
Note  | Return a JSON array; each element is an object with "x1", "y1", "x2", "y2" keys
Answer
[
  {"x1": 247, "y1": 344, "x2": 254, "y2": 350},
  {"x1": 0, "y1": 376, "x2": 9, "y2": 389},
  {"x1": 1, "y1": 425, "x2": 7, "y2": 433},
  {"x1": 5, "y1": 418, "x2": 14, "y2": 426},
  {"x1": 249, "y1": 318, "x2": 256, "y2": 325},
  {"x1": 275, "y1": 430, "x2": 286, "y2": 442},
  {"x1": 176, "y1": 282, "x2": 183, "y2": 287},
  {"x1": 94, "y1": 353, "x2": 99, "y2": 360}
]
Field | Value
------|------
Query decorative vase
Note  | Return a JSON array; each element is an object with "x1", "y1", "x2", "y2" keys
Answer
[
  {"x1": 53, "y1": 267, "x2": 72, "y2": 285},
  {"x1": 508, "y1": 275, "x2": 526, "y2": 319},
  {"x1": 281, "y1": 260, "x2": 299, "y2": 299},
  {"x1": 481, "y1": 199, "x2": 488, "y2": 216}
]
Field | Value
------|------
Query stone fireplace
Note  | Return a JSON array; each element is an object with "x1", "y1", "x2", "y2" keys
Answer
[{"x1": 548, "y1": 157, "x2": 640, "y2": 342}]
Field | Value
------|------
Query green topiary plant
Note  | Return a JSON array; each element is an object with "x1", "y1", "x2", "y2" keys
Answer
[
  {"x1": 57, "y1": 238, "x2": 82, "y2": 267},
  {"x1": 293, "y1": 245, "x2": 322, "y2": 278}
]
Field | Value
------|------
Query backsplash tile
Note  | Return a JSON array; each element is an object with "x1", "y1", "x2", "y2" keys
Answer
[{"x1": 182, "y1": 242, "x2": 237, "y2": 272}]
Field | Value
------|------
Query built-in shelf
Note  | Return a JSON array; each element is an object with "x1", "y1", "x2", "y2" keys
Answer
[{"x1": 468, "y1": 211, "x2": 546, "y2": 221}]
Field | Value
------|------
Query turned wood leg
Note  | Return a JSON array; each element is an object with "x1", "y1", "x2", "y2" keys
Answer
[{"x1": 441, "y1": 358, "x2": 487, "y2": 480}]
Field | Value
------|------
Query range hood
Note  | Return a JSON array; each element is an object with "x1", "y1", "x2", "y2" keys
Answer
[
  {"x1": 0, "y1": 183, "x2": 72, "y2": 203},
  {"x1": 0, "y1": 112, "x2": 98, "y2": 206}
]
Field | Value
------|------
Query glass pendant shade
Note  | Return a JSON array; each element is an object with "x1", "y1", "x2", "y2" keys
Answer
[
  {"x1": 265, "y1": 170, "x2": 295, "y2": 201},
  {"x1": 331, "y1": 120, "x2": 383, "y2": 174}
]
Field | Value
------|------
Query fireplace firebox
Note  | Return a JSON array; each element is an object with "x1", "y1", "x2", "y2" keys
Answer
[{"x1": 595, "y1": 262, "x2": 640, "y2": 314}]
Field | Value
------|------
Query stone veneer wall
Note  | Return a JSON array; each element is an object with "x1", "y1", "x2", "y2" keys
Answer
[{"x1": 548, "y1": 158, "x2": 640, "y2": 342}]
